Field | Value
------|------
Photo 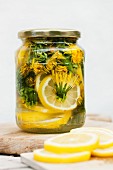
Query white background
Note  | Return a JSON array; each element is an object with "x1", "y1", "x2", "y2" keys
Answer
[{"x1": 0, "y1": 0, "x2": 113, "y2": 122}]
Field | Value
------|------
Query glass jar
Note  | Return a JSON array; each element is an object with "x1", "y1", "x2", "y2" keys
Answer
[{"x1": 16, "y1": 29, "x2": 85, "y2": 133}]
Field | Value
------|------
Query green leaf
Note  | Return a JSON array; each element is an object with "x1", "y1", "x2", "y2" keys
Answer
[{"x1": 16, "y1": 68, "x2": 39, "y2": 106}]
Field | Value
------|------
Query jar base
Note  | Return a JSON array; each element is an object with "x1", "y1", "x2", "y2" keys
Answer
[
  {"x1": 16, "y1": 122, "x2": 85, "y2": 134},
  {"x1": 16, "y1": 108, "x2": 86, "y2": 134}
]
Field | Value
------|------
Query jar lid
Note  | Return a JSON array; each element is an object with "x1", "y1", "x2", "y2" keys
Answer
[{"x1": 18, "y1": 29, "x2": 80, "y2": 39}]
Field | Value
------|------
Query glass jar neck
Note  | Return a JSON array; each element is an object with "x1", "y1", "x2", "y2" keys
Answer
[{"x1": 23, "y1": 37, "x2": 77, "y2": 44}]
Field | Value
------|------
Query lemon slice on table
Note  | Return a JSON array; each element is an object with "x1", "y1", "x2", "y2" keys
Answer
[
  {"x1": 44, "y1": 133, "x2": 99, "y2": 153},
  {"x1": 33, "y1": 149, "x2": 91, "y2": 163},
  {"x1": 92, "y1": 146, "x2": 113, "y2": 157},
  {"x1": 70, "y1": 127, "x2": 113, "y2": 149},
  {"x1": 38, "y1": 75, "x2": 80, "y2": 111},
  {"x1": 71, "y1": 127, "x2": 113, "y2": 135}
]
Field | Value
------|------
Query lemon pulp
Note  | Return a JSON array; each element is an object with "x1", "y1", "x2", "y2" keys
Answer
[{"x1": 44, "y1": 133, "x2": 99, "y2": 153}]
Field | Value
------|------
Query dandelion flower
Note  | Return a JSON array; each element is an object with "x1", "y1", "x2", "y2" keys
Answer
[
  {"x1": 25, "y1": 76, "x2": 35, "y2": 87},
  {"x1": 20, "y1": 64, "x2": 30, "y2": 77},
  {"x1": 30, "y1": 58, "x2": 44, "y2": 75},
  {"x1": 52, "y1": 71, "x2": 79, "y2": 101},
  {"x1": 55, "y1": 65, "x2": 67, "y2": 73},
  {"x1": 70, "y1": 45, "x2": 84, "y2": 64},
  {"x1": 52, "y1": 51, "x2": 65, "y2": 60},
  {"x1": 64, "y1": 44, "x2": 84, "y2": 64}
]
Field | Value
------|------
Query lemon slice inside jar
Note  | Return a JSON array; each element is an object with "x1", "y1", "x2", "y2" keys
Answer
[
  {"x1": 16, "y1": 109, "x2": 71, "y2": 129},
  {"x1": 17, "y1": 42, "x2": 29, "y2": 67},
  {"x1": 24, "y1": 104, "x2": 59, "y2": 114},
  {"x1": 35, "y1": 73, "x2": 47, "y2": 92},
  {"x1": 38, "y1": 75, "x2": 80, "y2": 111}
]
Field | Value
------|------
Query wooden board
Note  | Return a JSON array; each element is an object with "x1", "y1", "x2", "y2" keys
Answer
[
  {"x1": 0, "y1": 123, "x2": 55, "y2": 155},
  {"x1": 0, "y1": 116, "x2": 113, "y2": 155},
  {"x1": 21, "y1": 152, "x2": 113, "y2": 170}
]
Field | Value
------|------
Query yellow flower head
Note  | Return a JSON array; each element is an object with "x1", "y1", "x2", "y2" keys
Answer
[
  {"x1": 46, "y1": 60, "x2": 57, "y2": 71},
  {"x1": 33, "y1": 63, "x2": 44, "y2": 74},
  {"x1": 64, "y1": 44, "x2": 84, "y2": 64},
  {"x1": 71, "y1": 50, "x2": 83, "y2": 64},
  {"x1": 20, "y1": 64, "x2": 30, "y2": 77},
  {"x1": 52, "y1": 71, "x2": 80, "y2": 101},
  {"x1": 30, "y1": 58, "x2": 44, "y2": 75},
  {"x1": 52, "y1": 71, "x2": 79, "y2": 89},
  {"x1": 55, "y1": 65, "x2": 67, "y2": 73},
  {"x1": 70, "y1": 45, "x2": 84, "y2": 64},
  {"x1": 45, "y1": 51, "x2": 65, "y2": 72},
  {"x1": 25, "y1": 76, "x2": 35, "y2": 87},
  {"x1": 51, "y1": 51, "x2": 65, "y2": 60}
]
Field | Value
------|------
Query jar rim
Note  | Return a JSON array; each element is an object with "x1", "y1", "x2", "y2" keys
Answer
[{"x1": 18, "y1": 29, "x2": 80, "y2": 39}]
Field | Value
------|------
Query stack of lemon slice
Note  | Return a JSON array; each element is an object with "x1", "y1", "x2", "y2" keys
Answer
[
  {"x1": 33, "y1": 127, "x2": 113, "y2": 163},
  {"x1": 71, "y1": 127, "x2": 113, "y2": 157}
]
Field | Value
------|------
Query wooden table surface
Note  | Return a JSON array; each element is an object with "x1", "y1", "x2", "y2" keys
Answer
[{"x1": 0, "y1": 114, "x2": 113, "y2": 170}]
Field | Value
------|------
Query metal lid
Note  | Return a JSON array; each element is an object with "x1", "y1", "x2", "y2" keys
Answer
[{"x1": 18, "y1": 29, "x2": 80, "y2": 39}]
